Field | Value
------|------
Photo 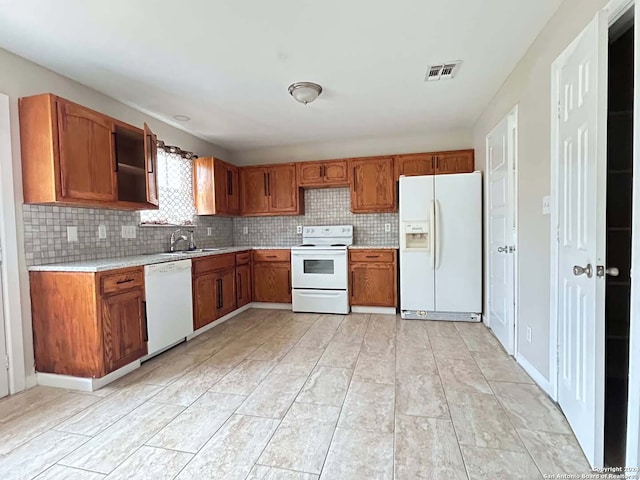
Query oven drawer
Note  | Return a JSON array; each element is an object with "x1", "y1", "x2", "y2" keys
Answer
[{"x1": 292, "y1": 289, "x2": 350, "y2": 315}]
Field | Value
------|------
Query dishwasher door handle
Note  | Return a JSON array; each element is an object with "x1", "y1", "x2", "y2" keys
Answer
[{"x1": 141, "y1": 300, "x2": 149, "y2": 342}]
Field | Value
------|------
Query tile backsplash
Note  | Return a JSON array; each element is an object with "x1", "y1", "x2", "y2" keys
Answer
[
  {"x1": 23, "y1": 188, "x2": 398, "y2": 266},
  {"x1": 233, "y1": 188, "x2": 399, "y2": 247},
  {"x1": 23, "y1": 205, "x2": 233, "y2": 266}
]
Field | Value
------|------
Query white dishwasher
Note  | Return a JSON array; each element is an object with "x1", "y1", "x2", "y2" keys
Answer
[{"x1": 144, "y1": 259, "x2": 194, "y2": 356}]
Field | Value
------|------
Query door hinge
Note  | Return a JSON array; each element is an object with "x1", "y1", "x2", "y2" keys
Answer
[
  {"x1": 557, "y1": 101, "x2": 562, "y2": 119},
  {"x1": 4, "y1": 355, "x2": 9, "y2": 370}
]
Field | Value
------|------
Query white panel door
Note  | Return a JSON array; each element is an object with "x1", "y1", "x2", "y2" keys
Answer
[
  {"x1": 434, "y1": 172, "x2": 482, "y2": 313},
  {"x1": 555, "y1": 10, "x2": 607, "y2": 468},
  {"x1": 0, "y1": 242, "x2": 8, "y2": 399},
  {"x1": 486, "y1": 112, "x2": 517, "y2": 354},
  {"x1": 399, "y1": 175, "x2": 435, "y2": 311}
]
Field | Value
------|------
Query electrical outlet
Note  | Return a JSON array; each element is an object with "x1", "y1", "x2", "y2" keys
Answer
[
  {"x1": 66, "y1": 226, "x2": 78, "y2": 242},
  {"x1": 98, "y1": 225, "x2": 107, "y2": 240},
  {"x1": 384, "y1": 223, "x2": 391, "y2": 233},
  {"x1": 121, "y1": 225, "x2": 136, "y2": 239},
  {"x1": 207, "y1": 227, "x2": 213, "y2": 236},
  {"x1": 542, "y1": 195, "x2": 551, "y2": 215},
  {"x1": 243, "y1": 226, "x2": 248, "y2": 235},
  {"x1": 526, "y1": 326, "x2": 532, "y2": 343},
  {"x1": 296, "y1": 225, "x2": 303, "y2": 234}
]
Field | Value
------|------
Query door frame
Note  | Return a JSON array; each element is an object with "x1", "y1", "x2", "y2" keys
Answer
[
  {"x1": 484, "y1": 105, "x2": 519, "y2": 357},
  {"x1": 550, "y1": 0, "x2": 640, "y2": 468},
  {"x1": 0, "y1": 93, "x2": 27, "y2": 395}
]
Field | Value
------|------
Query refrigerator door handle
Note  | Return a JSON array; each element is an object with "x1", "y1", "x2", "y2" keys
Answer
[
  {"x1": 430, "y1": 200, "x2": 436, "y2": 268},
  {"x1": 434, "y1": 200, "x2": 441, "y2": 269}
]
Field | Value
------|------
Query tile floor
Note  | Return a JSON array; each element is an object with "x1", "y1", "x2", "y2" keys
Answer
[{"x1": 0, "y1": 309, "x2": 592, "y2": 479}]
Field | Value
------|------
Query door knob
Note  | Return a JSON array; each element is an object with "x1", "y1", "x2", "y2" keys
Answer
[
  {"x1": 596, "y1": 266, "x2": 619, "y2": 277},
  {"x1": 573, "y1": 264, "x2": 593, "y2": 278},
  {"x1": 497, "y1": 246, "x2": 507, "y2": 253}
]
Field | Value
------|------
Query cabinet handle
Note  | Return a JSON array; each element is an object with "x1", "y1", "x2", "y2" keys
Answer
[
  {"x1": 227, "y1": 170, "x2": 233, "y2": 195},
  {"x1": 116, "y1": 278, "x2": 135, "y2": 284},
  {"x1": 238, "y1": 273, "x2": 242, "y2": 300},
  {"x1": 267, "y1": 173, "x2": 271, "y2": 196},
  {"x1": 263, "y1": 173, "x2": 268, "y2": 196},
  {"x1": 287, "y1": 271, "x2": 291, "y2": 292},
  {"x1": 217, "y1": 278, "x2": 223, "y2": 309},
  {"x1": 321, "y1": 164, "x2": 325, "y2": 178},
  {"x1": 142, "y1": 300, "x2": 149, "y2": 342},
  {"x1": 350, "y1": 271, "x2": 354, "y2": 298},
  {"x1": 266, "y1": 255, "x2": 277, "y2": 259},
  {"x1": 365, "y1": 255, "x2": 379, "y2": 259},
  {"x1": 435, "y1": 156, "x2": 439, "y2": 171}
]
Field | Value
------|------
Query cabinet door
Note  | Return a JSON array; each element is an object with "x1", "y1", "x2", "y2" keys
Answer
[
  {"x1": 217, "y1": 267, "x2": 237, "y2": 318},
  {"x1": 193, "y1": 272, "x2": 218, "y2": 330},
  {"x1": 268, "y1": 164, "x2": 299, "y2": 214},
  {"x1": 253, "y1": 262, "x2": 291, "y2": 303},
  {"x1": 395, "y1": 153, "x2": 435, "y2": 178},
  {"x1": 350, "y1": 157, "x2": 396, "y2": 213},
  {"x1": 240, "y1": 167, "x2": 269, "y2": 215},
  {"x1": 236, "y1": 263, "x2": 252, "y2": 308},
  {"x1": 214, "y1": 160, "x2": 229, "y2": 214},
  {"x1": 227, "y1": 164, "x2": 240, "y2": 215},
  {"x1": 435, "y1": 150, "x2": 474, "y2": 174},
  {"x1": 102, "y1": 288, "x2": 147, "y2": 372},
  {"x1": 323, "y1": 160, "x2": 349, "y2": 185},
  {"x1": 57, "y1": 99, "x2": 117, "y2": 202},
  {"x1": 144, "y1": 123, "x2": 159, "y2": 207},
  {"x1": 350, "y1": 263, "x2": 397, "y2": 307},
  {"x1": 297, "y1": 161, "x2": 324, "y2": 187}
]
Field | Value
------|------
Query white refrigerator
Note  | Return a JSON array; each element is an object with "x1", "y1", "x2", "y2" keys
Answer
[{"x1": 399, "y1": 172, "x2": 482, "y2": 321}]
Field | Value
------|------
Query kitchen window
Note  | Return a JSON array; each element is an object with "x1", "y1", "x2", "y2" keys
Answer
[{"x1": 140, "y1": 149, "x2": 196, "y2": 226}]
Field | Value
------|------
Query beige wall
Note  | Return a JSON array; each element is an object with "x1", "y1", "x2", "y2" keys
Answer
[
  {"x1": 0, "y1": 47, "x2": 228, "y2": 389},
  {"x1": 473, "y1": 0, "x2": 608, "y2": 383},
  {"x1": 232, "y1": 128, "x2": 473, "y2": 165}
]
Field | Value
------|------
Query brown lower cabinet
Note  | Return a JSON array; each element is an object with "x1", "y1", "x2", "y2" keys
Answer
[
  {"x1": 192, "y1": 253, "x2": 237, "y2": 330},
  {"x1": 349, "y1": 249, "x2": 398, "y2": 308},
  {"x1": 236, "y1": 252, "x2": 252, "y2": 308},
  {"x1": 252, "y1": 250, "x2": 291, "y2": 303},
  {"x1": 30, "y1": 267, "x2": 148, "y2": 378}
]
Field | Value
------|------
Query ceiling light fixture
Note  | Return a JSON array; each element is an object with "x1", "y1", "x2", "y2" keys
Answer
[
  {"x1": 288, "y1": 82, "x2": 323, "y2": 105},
  {"x1": 173, "y1": 114, "x2": 191, "y2": 121}
]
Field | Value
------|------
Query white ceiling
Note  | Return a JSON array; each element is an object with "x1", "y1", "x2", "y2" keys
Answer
[{"x1": 0, "y1": 0, "x2": 561, "y2": 151}]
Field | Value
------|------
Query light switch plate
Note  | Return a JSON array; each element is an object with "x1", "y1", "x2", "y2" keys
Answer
[
  {"x1": 98, "y1": 225, "x2": 107, "y2": 240},
  {"x1": 296, "y1": 225, "x2": 303, "y2": 234},
  {"x1": 542, "y1": 195, "x2": 551, "y2": 215},
  {"x1": 384, "y1": 223, "x2": 391, "y2": 233},
  {"x1": 121, "y1": 225, "x2": 137, "y2": 239},
  {"x1": 243, "y1": 226, "x2": 248, "y2": 235},
  {"x1": 207, "y1": 227, "x2": 213, "y2": 236},
  {"x1": 67, "y1": 226, "x2": 78, "y2": 242}
]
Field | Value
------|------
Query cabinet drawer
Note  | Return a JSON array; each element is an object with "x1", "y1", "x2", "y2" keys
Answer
[
  {"x1": 193, "y1": 253, "x2": 235, "y2": 274},
  {"x1": 235, "y1": 251, "x2": 251, "y2": 266},
  {"x1": 253, "y1": 249, "x2": 290, "y2": 263},
  {"x1": 100, "y1": 268, "x2": 144, "y2": 295},
  {"x1": 349, "y1": 249, "x2": 396, "y2": 263}
]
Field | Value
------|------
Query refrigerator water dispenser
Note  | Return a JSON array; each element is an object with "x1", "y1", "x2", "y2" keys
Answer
[{"x1": 403, "y1": 222, "x2": 429, "y2": 250}]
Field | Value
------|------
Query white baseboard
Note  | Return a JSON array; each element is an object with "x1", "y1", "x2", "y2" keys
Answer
[
  {"x1": 352, "y1": 306, "x2": 397, "y2": 315},
  {"x1": 187, "y1": 303, "x2": 253, "y2": 341},
  {"x1": 251, "y1": 302, "x2": 292, "y2": 310},
  {"x1": 36, "y1": 360, "x2": 140, "y2": 392},
  {"x1": 516, "y1": 352, "x2": 554, "y2": 398},
  {"x1": 25, "y1": 372, "x2": 37, "y2": 390}
]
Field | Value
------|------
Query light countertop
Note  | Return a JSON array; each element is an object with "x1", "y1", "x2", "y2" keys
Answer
[{"x1": 28, "y1": 244, "x2": 399, "y2": 273}]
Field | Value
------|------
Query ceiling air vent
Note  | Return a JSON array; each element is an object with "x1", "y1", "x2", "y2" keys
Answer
[{"x1": 425, "y1": 61, "x2": 462, "y2": 81}]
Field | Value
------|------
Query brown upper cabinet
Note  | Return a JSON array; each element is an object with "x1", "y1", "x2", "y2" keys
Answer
[
  {"x1": 19, "y1": 94, "x2": 159, "y2": 210},
  {"x1": 297, "y1": 160, "x2": 349, "y2": 188},
  {"x1": 239, "y1": 163, "x2": 303, "y2": 216},
  {"x1": 193, "y1": 157, "x2": 240, "y2": 216},
  {"x1": 349, "y1": 156, "x2": 396, "y2": 213},
  {"x1": 395, "y1": 149, "x2": 474, "y2": 178}
]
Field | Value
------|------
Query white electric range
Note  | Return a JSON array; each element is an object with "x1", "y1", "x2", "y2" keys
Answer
[{"x1": 291, "y1": 225, "x2": 353, "y2": 314}]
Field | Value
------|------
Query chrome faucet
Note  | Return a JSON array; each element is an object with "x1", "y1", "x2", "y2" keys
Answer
[{"x1": 170, "y1": 228, "x2": 196, "y2": 252}]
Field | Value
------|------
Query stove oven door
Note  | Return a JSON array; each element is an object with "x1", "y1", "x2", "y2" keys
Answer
[{"x1": 291, "y1": 249, "x2": 348, "y2": 290}]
